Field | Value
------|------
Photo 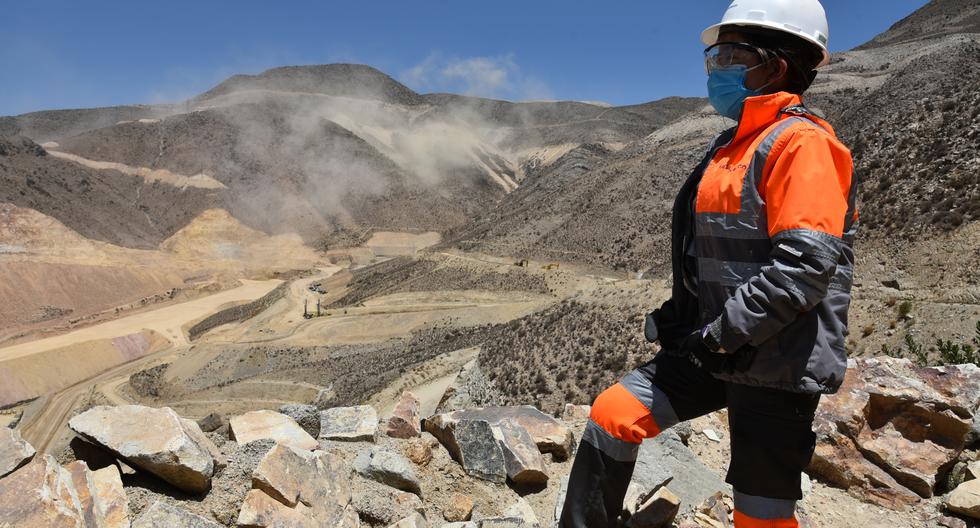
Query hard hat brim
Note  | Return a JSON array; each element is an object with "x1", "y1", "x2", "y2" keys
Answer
[{"x1": 701, "y1": 22, "x2": 831, "y2": 68}]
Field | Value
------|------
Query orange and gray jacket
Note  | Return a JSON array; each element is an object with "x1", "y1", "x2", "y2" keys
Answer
[{"x1": 655, "y1": 91, "x2": 858, "y2": 394}]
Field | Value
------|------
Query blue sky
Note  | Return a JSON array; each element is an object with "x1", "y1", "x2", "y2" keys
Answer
[{"x1": 0, "y1": 0, "x2": 929, "y2": 116}]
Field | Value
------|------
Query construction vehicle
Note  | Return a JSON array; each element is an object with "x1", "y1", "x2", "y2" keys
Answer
[
  {"x1": 515, "y1": 259, "x2": 529, "y2": 268},
  {"x1": 542, "y1": 263, "x2": 560, "y2": 270}
]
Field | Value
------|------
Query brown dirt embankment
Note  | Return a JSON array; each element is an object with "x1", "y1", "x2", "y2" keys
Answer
[{"x1": 187, "y1": 280, "x2": 292, "y2": 341}]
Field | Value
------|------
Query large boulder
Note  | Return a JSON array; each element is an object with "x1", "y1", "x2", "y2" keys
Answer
[
  {"x1": 0, "y1": 427, "x2": 35, "y2": 478},
  {"x1": 247, "y1": 442, "x2": 352, "y2": 525},
  {"x1": 627, "y1": 429, "x2": 730, "y2": 513},
  {"x1": 386, "y1": 392, "x2": 422, "y2": 439},
  {"x1": 320, "y1": 406, "x2": 379, "y2": 442},
  {"x1": 354, "y1": 447, "x2": 422, "y2": 495},
  {"x1": 69, "y1": 405, "x2": 216, "y2": 494},
  {"x1": 427, "y1": 406, "x2": 574, "y2": 460},
  {"x1": 133, "y1": 501, "x2": 223, "y2": 527},
  {"x1": 443, "y1": 419, "x2": 507, "y2": 483},
  {"x1": 230, "y1": 410, "x2": 319, "y2": 451},
  {"x1": 808, "y1": 358, "x2": 980, "y2": 505}
]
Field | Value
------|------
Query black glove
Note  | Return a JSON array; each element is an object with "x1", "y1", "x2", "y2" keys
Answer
[{"x1": 678, "y1": 329, "x2": 735, "y2": 373}]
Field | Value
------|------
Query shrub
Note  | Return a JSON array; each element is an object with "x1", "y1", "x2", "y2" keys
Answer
[{"x1": 898, "y1": 301, "x2": 913, "y2": 320}]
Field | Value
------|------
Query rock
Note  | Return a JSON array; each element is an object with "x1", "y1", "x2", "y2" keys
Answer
[
  {"x1": 493, "y1": 422, "x2": 548, "y2": 486},
  {"x1": 388, "y1": 512, "x2": 428, "y2": 528},
  {"x1": 702, "y1": 429, "x2": 722, "y2": 442},
  {"x1": 69, "y1": 405, "x2": 216, "y2": 494},
  {"x1": 180, "y1": 418, "x2": 227, "y2": 472},
  {"x1": 502, "y1": 498, "x2": 539, "y2": 526},
  {"x1": 881, "y1": 279, "x2": 901, "y2": 290},
  {"x1": 808, "y1": 421, "x2": 920, "y2": 509},
  {"x1": 450, "y1": 419, "x2": 507, "y2": 483},
  {"x1": 279, "y1": 404, "x2": 321, "y2": 437},
  {"x1": 946, "y1": 478, "x2": 980, "y2": 519},
  {"x1": 238, "y1": 488, "x2": 316, "y2": 527},
  {"x1": 250, "y1": 443, "x2": 351, "y2": 520},
  {"x1": 968, "y1": 460, "x2": 980, "y2": 481},
  {"x1": 444, "y1": 493, "x2": 474, "y2": 522},
  {"x1": 354, "y1": 447, "x2": 422, "y2": 495},
  {"x1": 695, "y1": 492, "x2": 731, "y2": 528},
  {"x1": 562, "y1": 404, "x2": 591, "y2": 423},
  {"x1": 809, "y1": 358, "x2": 980, "y2": 505},
  {"x1": 0, "y1": 426, "x2": 35, "y2": 478},
  {"x1": 65, "y1": 460, "x2": 107, "y2": 528},
  {"x1": 0, "y1": 456, "x2": 86, "y2": 527},
  {"x1": 938, "y1": 515, "x2": 968, "y2": 528},
  {"x1": 443, "y1": 523, "x2": 478, "y2": 528},
  {"x1": 402, "y1": 434, "x2": 437, "y2": 466},
  {"x1": 312, "y1": 386, "x2": 336, "y2": 409},
  {"x1": 426, "y1": 406, "x2": 574, "y2": 460},
  {"x1": 91, "y1": 466, "x2": 130, "y2": 528},
  {"x1": 133, "y1": 501, "x2": 223, "y2": 527},
  {"x1": 673, "y1": 421, "x2": 693, "y2": 445},
  {"x1": 626, "y1": 429, "x2": 730, "y2": 512},
  {"x1": 320, "y1": 405, "x2": 379, "y2": 442},
  {"x1": 352, "y1": 476, "x2": 424, "y2": 525},
  {"x1": 197, "y1": 412, "x2": 224, "y2": 433},
  {"x1": 856, "y1": 422, "x2": 952, "y2": 497},
  {"x1": 386, "y1": 392, "x2": 422, "y2": 439},
  {"x1": 230, "y1": 410, "x2": 318, "y2": 451},
  {"x1": 800, "y1": 473, "x2": 812, "y2": 497},
  {"x1": 626, "y1": 486, "x2": 681, "y2": 528}
]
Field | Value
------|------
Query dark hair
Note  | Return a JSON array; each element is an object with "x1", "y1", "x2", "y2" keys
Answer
[{"x1": 721, "y1": 24, "x2": 825, "y2": 94}]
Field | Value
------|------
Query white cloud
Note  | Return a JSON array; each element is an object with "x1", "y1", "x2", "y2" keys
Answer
[{"x1": 400, "y1": 53, "x2": 553, "y2": 101}]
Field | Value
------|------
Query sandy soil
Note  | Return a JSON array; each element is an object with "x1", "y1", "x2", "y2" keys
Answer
[{"x1": 364, "y1": 231, "x2": 441, "y2": 256}]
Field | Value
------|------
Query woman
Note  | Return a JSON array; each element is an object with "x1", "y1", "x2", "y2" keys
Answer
[{"x1": 559, "y1": 1, "x2": 857, "y2": 527}]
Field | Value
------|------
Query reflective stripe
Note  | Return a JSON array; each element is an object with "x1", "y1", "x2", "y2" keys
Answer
[
  {"x1": 620, "y1": 370, "x2": 680, "y2": 432},
  {"x1": 698, "y1": 258, "x2": 765, "y2": 287},
  {"x1": 734, "y1": 491, "x2": 798, "y2": 520},
  {"x1": 696, "y1": 213, "x2": 770, "y2": 240},
  {"x1": 581, "y1": 419, "x2": 640, "y2": 463}
]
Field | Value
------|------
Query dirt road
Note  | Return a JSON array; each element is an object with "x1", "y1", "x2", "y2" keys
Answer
[{"x1": 0, "y1": 279, "x2": 282, "y2": 362}]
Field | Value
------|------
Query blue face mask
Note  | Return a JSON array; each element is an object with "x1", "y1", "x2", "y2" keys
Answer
[{"x1": 706, "y1": 64, "x2": 767, "y2": 121}]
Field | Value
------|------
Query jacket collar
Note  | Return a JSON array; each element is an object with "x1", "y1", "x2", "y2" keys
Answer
[{"x1": 732, "y1": 91, "x2": 803, "y2": 143}]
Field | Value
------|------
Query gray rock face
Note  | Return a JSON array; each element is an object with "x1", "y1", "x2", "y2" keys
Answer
[
  {"x1": 69, "y1": 405, "x2": 216, "y2": 494},
  {"x1": 354, "y1": 447, "x2": 421, "y2": 495},
  {"x1": 320, "y1": 405, "x2": 379, "y2": 442},
  {"x1": 279, "y1": 403, "x2": 321, "y2": 437},
  {"x1": 133, "y1": 501, "x2": 223, "y2": 527},
  {"x1": 627, "y1": 429, "x2": 730, "y2": 512},
  {"x1": 426, "y1": 406, "x2": 573, "y2": 461},
  {"x1": 388, "y1": 512, "x2": 429, "y2": 527},
  {"x1": 312, "y1": 386, "x2": 336, "y2": 410},
  {"x1": 452, "y1": 419, "x2": 507, "y2": 483},
  {"x1": 0, "y1": 427, "x2": 35, "y2": 478},
  {"x1": 197, "y1": 412, "x2": 224, "y2": 433}
]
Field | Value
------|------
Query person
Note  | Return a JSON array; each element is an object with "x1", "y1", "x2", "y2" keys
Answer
[{"x1": 559, "y1": 0, "x2": 857, "y2": 526}]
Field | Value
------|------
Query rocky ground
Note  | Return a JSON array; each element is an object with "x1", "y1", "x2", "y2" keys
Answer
[{"x1": 3, "y1": 354, "x2": 980, "y2": 527}]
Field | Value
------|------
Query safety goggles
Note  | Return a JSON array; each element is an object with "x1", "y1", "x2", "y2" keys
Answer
[{"x1": 703, "y1": 42, "x2": 768, "y2": 73}]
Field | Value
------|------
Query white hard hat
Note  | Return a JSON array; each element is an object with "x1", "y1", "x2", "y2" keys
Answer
[{"x1": 702, "y1": 0, "x2": 831, "y2": 68}]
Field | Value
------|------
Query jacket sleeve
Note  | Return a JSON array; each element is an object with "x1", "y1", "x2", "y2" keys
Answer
[{"x1": 706, "y1": 126, "x2": 853, "y2": 353}]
